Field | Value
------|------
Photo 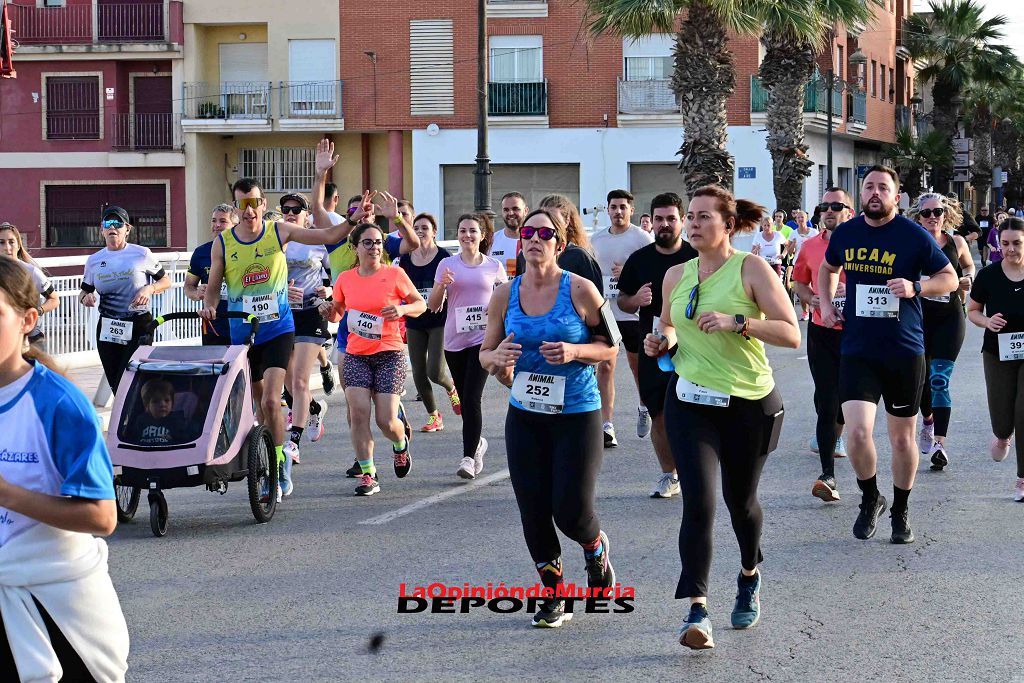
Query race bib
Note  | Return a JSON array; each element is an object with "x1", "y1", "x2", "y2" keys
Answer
[
  {"x1": 455, "y1": 305, "x2": 486, "y2": 333},
  {"x1": 855, "y1": 284, "x2": 898, "y2": 318},
  {"x1": 348, "y1": 310, "x2": 384, "y2": 340},
  {"x1": 920, "y1": 275, "x2": 950, "y2": 303},
  {"x1": 603, "y1": 275, "x2": 619, "y2": 300},
  {"x1": 219, "y1": 282, "x2": 228, "y2": 299},
  {"x1": 99, "y1": 317, "x2": 133, "y2": 345},
  {"x1": 980, "y1": 220, "x2": 990, "y2": 229},
  {"x1": 417, "y1": 287, "x2": 432, "y2": 301},
  {"x1": 999, "y1": 332, "x2": 1024, "y2": 361},
  {"x1": 243, "y1": 293, "x2": 279, "y2": 323},
  {"x1": 506, "y1": 258, "x2": 517, "y2": 277},
  {"x1": 675, "y1": 376, "x2": 729, "y2": 407},
  {"x1": 511, "y1": 372, "x2": 566, "y2": 414},
  {"x1": 831, "y1": 295, "x2": 845, "y2": 310}
]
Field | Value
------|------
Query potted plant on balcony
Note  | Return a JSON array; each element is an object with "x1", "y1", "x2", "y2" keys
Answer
[{"x1": 197, "y1": 101, "x2": 224, "y2": 119}]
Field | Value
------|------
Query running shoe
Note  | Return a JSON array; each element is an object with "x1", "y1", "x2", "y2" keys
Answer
[
  {"x1": 991, "y1": 436, "x2": 1011, "y2": 462},
  {"x1": 918, "y1": 421, "x2": 935, "y2": 454},
  {"x1": 678, "y1": 603, "x2": 714, "y2": 650},
  {"x1": 346, "y1": 460, "x2": 362, "y2": 478},
  {"x1": 474, "y1": 437, "x2": 488, "y2": 476},
  {"x1": 457, "y1": 456, "x2": 476, "y2": 480},
  {"x1": 809, "y1": 436, "x2": 819, "y2": 454},
  {"x1": 636, "y1": 406, "x2": 651, "y2": 438},
  {"x1": 800, "y1": 310, "x2": 809, "y2": 321},
  {"x1": 835, "y1": 436, "x2": 847, "y2": 458},
  {"x1": 393, "y1": 441, "x2": 411, "y2": 479},
  {"x1": 603, "y1": 422, "x2": 618, "y2": 449},
  {"x1": 283, "y1": 440, "x2": 301, "y2": 465},
  {"x1": 279, "y1": 457, "x2": 294, "y2": 498},
  {"x1": 258, "y1": 481, "x2": 282, "y2": 505},
  {"x1": 320, "y1": 361, "x2": 336, "y2": 396},
  {"x1": 421, "y1": 413, "x2": 444, "y2": 432},
  {"x1": 928, "y1": 442, "x2": 948, "y2": 471},
  {"x1": 285, "y1": 410, "x2": 292, "y2": 430},
  {"x1": 853, "y1": 495, "x2": 887, "y2": 540},
  {"x1": 306, "y1": 401, "x2": 328, "y2": 442},
  {"x1": 355, "y1": 473, "x2": 380, "y2": 496},
  {"x1": 650, "y1": 473, "x2": 680, "y2": 499},
  {"x1": 414, "y1": 393, "x2": 421, "y2": 402},
  {"x1": 890, "y1": 508, "x2": 914, "y2": 544},
  {"x1": 448, "y1": 387, "x2": 462, "y2": 416},
  {"x1": 532, "y1": 599, "x2": 572, "y2": 628},
  {"x1": 812, "y1": 475, "x2": 840, "y2": 502},
  {"x1": 1015, "y1": 478, "x2": 1024, "y2": 502},
  {"x1": 731, "y1": 571, "x2": 761, "y2": 629},
  {"x1": 585, "y1": 531, "x2": 615, "y2": 590}
]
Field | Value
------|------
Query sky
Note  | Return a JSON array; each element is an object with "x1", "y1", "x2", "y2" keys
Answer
[{"x1": 912, "y1": 0, "x2": 1024, "y2": 61}]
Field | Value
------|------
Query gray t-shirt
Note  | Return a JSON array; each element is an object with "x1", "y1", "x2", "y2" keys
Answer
[
  {"x1": 82, "y1": 244, "x2": 164, "y2": 319},
  {"x1": 590, "y1": 224, "x2": 654, "y2": 321},
  {"x1": 16, "y1": 260, "x2": 54, "y2": 338},
  {"x1": 285, "y1": 241, "x2": 329, "y2": 308}
]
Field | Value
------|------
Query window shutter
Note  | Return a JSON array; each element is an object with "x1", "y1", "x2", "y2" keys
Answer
[
  {"x1": 409, "y1": 20, "x2": 454, "y2": 116},
  {"x1": 219, "y1": 43, "x2": 268, "y2": 83}
]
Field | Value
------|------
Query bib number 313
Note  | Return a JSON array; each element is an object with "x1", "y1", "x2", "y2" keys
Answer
[
  {"x1": 855, "y1": 284, "x2": 899, "y2": 319},
  {"x1": 511, "y1": 372, "x2": 566, "y2": 414}
]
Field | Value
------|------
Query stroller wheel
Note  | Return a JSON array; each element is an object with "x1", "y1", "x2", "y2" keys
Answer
[
  {"x1": 115, "y1": 483, "x2": 141, "y2": 523},
  {"x1": 149, "y1": 492, "x2": 168, "y2": 537},
  {"x1": 246, "y1": 424, "x2": 278, "y2": 524}
]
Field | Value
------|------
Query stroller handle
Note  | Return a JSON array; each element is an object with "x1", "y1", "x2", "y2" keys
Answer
[{"x1": 148, "y1": 311, "x2": 260, "y2": 345}]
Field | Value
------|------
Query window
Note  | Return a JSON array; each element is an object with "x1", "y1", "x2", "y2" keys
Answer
[
  {"x1": 44, "y1": 183, "x2": 168, "y2": 247},
  {"x1": 880, "y1": 65, "x2": 886, "y2": 103},
  {"x1": 871, "y1": 60, "x2": 877, "y2": 97},
  {"x1": 837, "y1": 46, "x2": 844, "y2": 81},
  {"x1": 238, "y1": 148, "x2": 315, "y2": 192},
  {"x1": 889, "y1": 68, "x2": 895, "y2": 102},
  {"x1": 623, "y1": 35, "x2": 674, "y2": 81},
  {"x1": 629, "y1": 163, "x2": 686, "y2": 222},
  {"x1": 489, "y1": 35, "x2": 542, "y2": 82},
  {"x1": 45, "y1": 75, "x2": 99, "y2": 140},
  {"x1": 43, "y1": 0, "x2": 66, "y2": 6},
  {"x1": 286, "y1": 39, "x2": 338, "y2": 116}
]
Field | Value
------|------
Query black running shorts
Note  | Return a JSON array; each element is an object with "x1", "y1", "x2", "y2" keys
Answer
[
  {"x1": 247, "y1": 331, "x2": 295, "y2": 382},
  {"x1": 838, "y1": 354, "x2": 926, "y2": 418}
]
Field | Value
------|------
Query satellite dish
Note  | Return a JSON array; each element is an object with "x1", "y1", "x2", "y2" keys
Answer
[{"x1": 426, "y1": 123, "x2": 440, "y2": 136}]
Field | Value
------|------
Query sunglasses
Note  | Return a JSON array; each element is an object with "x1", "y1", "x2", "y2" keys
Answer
[
  {"x1": 360, "y1": 239, "x2": 384, "y2": 248},
  {"x1": 520, "y1": 226, "x2": 556, "y2": 241},
  {"x1": 918, "y1": 208, "x2": 945, "y2": 218},
  {"x1": 234, "y1": 197, "x2": 264, "y2": 210},
  {"x1": 102, "y1": 219, "x2": 126, "y2": 229},
  {"x1": 685, "y1": 283, "x2": 700, "y2": 320},
  {"x1": 818, "y1": 202, "x2": 851, "y2": 213},
  {"x1": 280, "y1": 205, "x2": 305, "y2": 215}
]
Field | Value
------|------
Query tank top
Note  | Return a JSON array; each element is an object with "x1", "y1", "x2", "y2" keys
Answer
[
  {"x1": 921, "y1": 233, "x2": 963, "y2": 318},
  {"x1": 668, "y1": 253, "x2": 774, "y2": 400},
  {"x1": 399, "y1": 247, "x2": 450, "y2": 330},
  {"x1": 504, "y1": 271, "x2": 600, "y2": 414},
  {"x1": 220, "y1": 221, "x2": 294, "y2": 344}
]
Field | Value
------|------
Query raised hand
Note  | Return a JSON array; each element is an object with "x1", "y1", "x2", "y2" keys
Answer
[{"x1": 315, "y1": 138, "x2": 339, "y2": 175}]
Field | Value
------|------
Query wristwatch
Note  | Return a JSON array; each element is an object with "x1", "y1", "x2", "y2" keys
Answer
[
  {"x1": 345, "y1": 213, "x2": 357, "y2": 226},
  {"x1": 912, "y1": 281, "x2": 922, "y2": 296},
  {"x1": 734, "y1": 314, "x2": 750, "y2": 339}
]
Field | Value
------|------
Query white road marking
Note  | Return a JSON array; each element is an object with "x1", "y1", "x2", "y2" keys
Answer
[{"x1": 358, "y1": 468, "x2": 511, "y2": 525}]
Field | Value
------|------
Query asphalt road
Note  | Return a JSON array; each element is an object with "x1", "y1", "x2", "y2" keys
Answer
[{"x1": 107, "y1": 319, "x2": 1024, "y2": 682}]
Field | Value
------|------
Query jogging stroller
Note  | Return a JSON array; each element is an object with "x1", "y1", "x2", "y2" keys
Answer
[{"x1": 107, "y1": 311, "x2": 278, "y2": 537}]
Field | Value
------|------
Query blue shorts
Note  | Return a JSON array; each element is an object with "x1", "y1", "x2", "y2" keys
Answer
[{"x1": 335, "y1": 312, "x2": 349, "y2": 353}]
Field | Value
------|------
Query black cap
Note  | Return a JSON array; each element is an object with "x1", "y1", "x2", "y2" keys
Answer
[
  {"x1": 279, "y1": 193, "x2": 309, "y2": 210},
  {"x1": 102, "y1": 205, "x2": 130, "y2": 224}
]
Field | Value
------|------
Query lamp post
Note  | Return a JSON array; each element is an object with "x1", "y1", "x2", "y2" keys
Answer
[
  {"x1": 824, "y1": 47, "x2": 869, "y2": 189},
  {"x1": 473, "y1": 0, "x2": 492, "y2": 216}
]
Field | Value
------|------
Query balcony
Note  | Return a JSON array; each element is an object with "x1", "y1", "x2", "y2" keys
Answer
[
  {"x1": 181, "y1": 81, "x2": 272, "y2": 133},
  {"x1": 278, "y1": 81, "x2": 345, "y2": 131},
  {"x1": 847, "y1": 90, "x2": 867, "y2": 134},
  {"x1": 617, "y1": 78, "x2": 683, "y2": 126},
  {"x1": 488, "y1": 80, "x2": 548, "y2": 127},
  {"x1": 895, "y1": 104, "x2": 911, "y2": 130},
  {"x1": 751, "y1": 75, "x2": 844, "y2": 132},
  {"x1": 111, "y1": 113, "x2": 182, "y2": 151},
  {"x1": 8, "y1": 1, "x2": 182, "y2": 54}
]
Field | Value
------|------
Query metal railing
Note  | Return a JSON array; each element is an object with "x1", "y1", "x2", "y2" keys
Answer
[
  {"x1": 111, "y1": 113, "x2": 183, "y2": 151},
  {"x1": 46, "y1": 211, "x2": 168, "y2": 248},
  {"x1": 751, "y1": 75, "x2": 843, "y2": 116},
  {"x1": 894, "y1": 103, "x2": 910, "y2": 130},
  {"x1": 46, "y1": 112, "x2": 100, "y2": 140},
  {"x1": 850, "y1": 91, "x2": 868, "y2": 124},
  {"x1": 182, "y1": 81, "x2": 271, "y2": 120},
  {"x1": 279, "y1": 81, "x2": 343, "y2": 118},
  {"x1": 617, "y1": 78, "x2": 680, "y2": 114},
  {"x1": 487, "y1": 80, "x2": 548, "y2": 116},
  {"x1": 9, "y1": 2, "x2": 167, "y2": 45}
]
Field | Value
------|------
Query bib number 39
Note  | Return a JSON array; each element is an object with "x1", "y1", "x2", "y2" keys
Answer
[
  {"x1": 243, "y1": 294, "x2": 279, "y2": 323},
  {"x1": 998, "y1": 332, "x2": 1024, "y2": 361},
  {"x1": 511, "y1": 372, "x2": 566, "y2": 414},
  {"x1": 99, "y1": 317, "x2": 132, "y2": 345}
]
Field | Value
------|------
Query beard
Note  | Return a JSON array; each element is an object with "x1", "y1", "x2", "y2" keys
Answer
[
  {"x1": 655, "y1": 229, "x2": 679, "y2": 248},
  {"x1": 504, "y1": 218, "x2": 521, "y2": 231},
  {"x1": 863, "y1": 198, "x2": 895, "y2": 220}
]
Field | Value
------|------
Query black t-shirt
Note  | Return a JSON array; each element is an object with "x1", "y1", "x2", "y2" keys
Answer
[
  {"x1": 970, "y1": 262, "x2": 1024, "y2": 354},
  {"x1": 129, "y1": 412, "x2": 186, "y2": 446},
  {"x1": 975, "y1": 214, "x2": 994, "y2": 235},
  {"x1": 516, "y1": 244, "x2": 604, "y2": 296},
  {"x1": 958, "y1": 212, "x2": 981, "y2": 240},
  {"x1": 617, "y1": 241, "x2": 698, "y2": 334},
  {"x1": 399, "y1": 247, "x2": 451, "y2": 330}
]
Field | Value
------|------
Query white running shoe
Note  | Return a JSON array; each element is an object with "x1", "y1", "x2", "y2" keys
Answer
[
  {"x1": 1015, "y1": 478, "x2": 1024, "y2": 502},
  {"x1": 283, "y1": 440, "x2": 300, "y2": 465},
  {"x1": 650, "y1": 472, "x2": 680, "y2": 499},
  {"x1": 835, "y1": 436, "x2": 847, "y2": 458},
  {"x1": 306, "y1": 400, "x2": 328, "y2": 442},
  {"x1": 991, "y1": 436, "x2": 1011, "y2": 462},
  {"x1": 918, "y1": 422, "x2": 935, "y2": 454},
  {"x1": 603, "y1": 422, "x2": 618, "y2": 448},
  {"x1": 474, "y1": 437, "x2": 488, "y2": 475},
  {"x1": 457, "y1": 456, "x2": 476, "y2": 480},
  {"x1": 636, "y1": 407, "x2": 651, "y2": 438}
]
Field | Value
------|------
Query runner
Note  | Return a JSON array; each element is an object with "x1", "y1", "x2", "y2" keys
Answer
[
  {"x1": 751, "y1": 217, "x2": 787, "y2": 277},
  {"x1": 591, "y1": 189, "x2": 654, "y2": 444},
  {"x1": 479, "y1": 207, "x2": 617, "y2": 629},
  {"x1": 281, "y1": 193, "x2": 332, "y2": 465},
  {"x1": 975, "y1": 204, "x2": 993, "y2": 266},
  {"x1": 515, "y1": 195, "x2": 603, "y2": 296},
  {"x1": 987, "y1": 210, "x2": 1009, "y2": 263},
  {"x1": 398, "y1": 213, "x2": 459, "y2": 432},
  {"x1": 908, "y1": 193, "x2": 974, "y2": 471},
  {"x1": 491, "y1": 192, "x2": 526, "y2": 278},
  {"x1": 818, "y1": 165, "x2": 958, "y2": 544},
  {"x1": 639, "y1": 213, "x2": 653, "y2": 233},
  {"x1": 792, "y1": 189, "x2": 852, "y2": 502},
  {"x1": 0, "y1": 258, "x2": 129, "y2": 681},
  {"x1": 80, "y1": 206, "x2": 172, "y2": 393},
  {"x1": 968, "y1": 216, "x2": 1024, "y2": 500},
  {"x1": 0, "y1": 222, "x2": 59, "y2": 353},
  {"x1": 787, "y1": 218, "x2": 819, "y2": 321},
  {"x1": 185, "y1": 204, "x2": 237, "y2": 346},
  {"x1": 329, "y1": 222, "x2": 426, "y2": 495},
  {"x1": 428, "y1": 212, "x2": 507, "y2": 479},
  {"x1": 617, "y1": 193, "x2": 697, "y2": 498},
  {"x1": 644, "y1": 184, "x2": 798, "y2": 650}
]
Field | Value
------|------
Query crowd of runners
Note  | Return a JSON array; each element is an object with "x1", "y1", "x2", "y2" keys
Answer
[{"x1": 4, "y1": 138, "x2": 1024, "y2": 677}]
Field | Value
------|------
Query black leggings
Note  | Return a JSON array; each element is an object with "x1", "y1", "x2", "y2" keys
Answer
[
  {"x1": 920, "y1": 310, "x2": 966, "y2": 438},
  {"x1": 505, "y1": 406, "x2": 603, "y2": 563},
  {"x1": 445, "y1": 345, "x2": 488, "y2": 459},
  {"x1": 665, "y1": 378, "x2": 782, "y2": 598},
  {"x1": 982, "y1": 351, "x2": 1024, "y2": 478},
  {"x1": 807, "y1": 323, "x2": 844, "y2": 477},
  {"x1": 96, "y1": 314, "x2": 150, "y2": 394},
  {"x1": 0, "y1": 597, "x2": 95, "y2": 681}
]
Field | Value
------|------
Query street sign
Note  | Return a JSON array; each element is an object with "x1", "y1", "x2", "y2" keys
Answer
[
  {"x1": 1002, "y1": 171, "x2": 1009, "y2": 184},
  {"x1": 738, "y1": 167, "x2": 756, "y2": 179},
  {"x1": 856, "y1": 165, "x2": 872, "y2": 176},
  {"x1": 953, "y1": 138, "x2": 972, "y2": 153},
  {"x1": 955, "y1": 151, "x2": 970, "y2": 166},
  {"x1": 953, "y1": 169, "x2": 970, "y2": 183}
]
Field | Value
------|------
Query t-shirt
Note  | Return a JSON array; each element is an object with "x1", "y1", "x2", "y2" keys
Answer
[
  {"x1": 14, "y1": 260, "x2": 54, "y2": 340},
  {"x1": 590, "y1": 225, "x2": 655, "y2": 321},
  {"x1": 220, "y1": 222, "x2": 293, "y2": 345},
  {"x1": 384, "y1": 233, "x2": 402, "y2": 261},
  {"x1": 617, "y1": 240, "x2": 698, "y2": 335},
  {"x1": 82, "y1": 244, "x2": 165, "y2": 319},
  {"x1": 434, "y1": 253, "x2": 507, "y2": 352},
  {"x1": 187, "y1": 240, "x2": 230, "y2": 338},
  {"x1": 399, "y1": 247, "x2": 451, "y2": 330},
  {"x1": 333, "y1": 266, "x2": 418, "y2": 355},
  {"x1": 791, "y1": 227, "x2": 820, "y2": 256},
  {"x1": 129, "y1": 412, "x2": 187, "y2": 447},
  {"x1": 824, "y1": 214, "x2": 952, "y2": 357},
  {"x1": 752, "y1": 231, "x2": 786, "y2": 264},
  {"x1": 489, "y1": 230, "x2": 521, "y2": 278},
  {"x1": 285, "y1": 241, "x2": 329, "y2": 308},
  {"x1": 792, "y1": 231, "x2": 845, "y2": 329},
  {"x1": 0, "y1": 362, "x2": 114, "y2": 547},
  {"x1": 969, "y1": 262, "x2": 1024, "y2": 355}
]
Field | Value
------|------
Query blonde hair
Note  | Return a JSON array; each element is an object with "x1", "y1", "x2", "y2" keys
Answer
[
  {"x1": 539, "y1": 194, "x2": 592, "y2": 252},
  {"x1": 0, "y1": 259, "x2": 63, "y2": 375},
  {"x1": 0, "y1": 223, "x2": 40, "y2": 267},
  {"x1": 907, "y1": 192, "x2": 963, "y2": 232}
]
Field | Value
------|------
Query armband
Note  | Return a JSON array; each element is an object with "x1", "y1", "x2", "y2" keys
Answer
[{"x1": 589, "y1": 300, "x2": 622, "y2": 348}]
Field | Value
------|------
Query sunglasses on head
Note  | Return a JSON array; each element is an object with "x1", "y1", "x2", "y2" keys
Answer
[
  {"x1": 280, "y1": 205, "x2": 305, "y2": 215},
  {"x1": 818, "y1": 202, "x2": 850, "y2": 213},
  {"x1": 520, "y1": 226, "x2": 556, "y2": 241},
  {"x1": 234, "y1": 197, "x2": 264, "y2": 211},
  {"x1": 360, "y1": 238, "x2": 384, "y2": 248},
  {"x1": 102, "y1": 219, "x2": 126, "y2": 229},
  {"x1": 918, "y1": 208, "x2": 945, "y2": 218}
]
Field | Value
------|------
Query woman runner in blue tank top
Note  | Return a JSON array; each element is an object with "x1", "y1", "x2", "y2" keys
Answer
[{"x1": 480, "y1": 208, "x2": 617, "y2": 629}]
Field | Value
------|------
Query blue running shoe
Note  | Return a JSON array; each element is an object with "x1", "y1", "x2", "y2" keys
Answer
[
  {"x1": 835, "y1": 436, "x2": 847, "y2": 458},
  {"x1": 731, "y1": 571, "x2": 761, "y2": 629},
  {"x1": 279, "y1": 455, "x2": 294, "y2": 498},
  {"x1": 678, "y1": 603, "x2": 714, "y2": 650}
]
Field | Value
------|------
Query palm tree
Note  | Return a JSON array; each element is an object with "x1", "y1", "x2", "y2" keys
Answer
[
  {"x1": 904, "y1": 0, "x2": 1018, "y2": 193},
  {"x1": 882, "y1": 127, "x2": 954, "y2": 200},
  {"x1": 987, "y1": 77, "x2": 1024, "y2": 208}
]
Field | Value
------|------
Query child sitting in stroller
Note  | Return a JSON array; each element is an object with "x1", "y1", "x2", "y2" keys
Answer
[{"x1": 129, "y1": 379, "x2": 186, "y2": 447}]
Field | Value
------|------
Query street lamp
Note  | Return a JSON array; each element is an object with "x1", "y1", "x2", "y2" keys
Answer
[{"x1": 823, "y1": 47, "x2": 868, "y2": 189}]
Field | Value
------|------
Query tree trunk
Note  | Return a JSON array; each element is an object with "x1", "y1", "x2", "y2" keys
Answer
[
  {"x1": 929, "y1": 78, "x2": 959, "y2": 193},
  {"x1": 970, "y1": 105, "x2": 992, "y2": 208},
  {"x1": 759, "y1": 31, "x2": 816, "y2": 214},
  {"x1": 903, "y1": 167, "x2": 924, "y2": 200},
  {"x1": 993, "y1": 118, "x2": 1019, "y2": 209},
  {"x1": 672, "y1": 1, "x2": 735, "y2": 196}
]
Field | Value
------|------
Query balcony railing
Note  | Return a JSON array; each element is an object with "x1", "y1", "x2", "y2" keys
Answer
[
  {"x1": 751, "y1": 75, "x2": 843, "y2": 117},
  {"x1": 617, "y1": 78, "x2": 680, "y2": 114},
  {"x1": 488, "y1": 80, "x2": 547, "y2": 116},
  {"x1": 895, "y1": 104, "x2": 910, "y2": 130},
  {"x1": 182, "y1": 82, "x2": 271, "y2": 120},
  {"x1": 46, "y1": 113, "x2": 100, "y2": 140},
  {"x1": 9, "y1": 2, "x2": 172, "y2": 45},
  {"x1": 279, "y1": 81, "x2": 343, "y2": 118},
  {"x1": 851, "y1": 91, "x2": 868, "y2": 124},
  {"x1": 111, "y1": 113, "x2": 183, "y2": 151}
]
